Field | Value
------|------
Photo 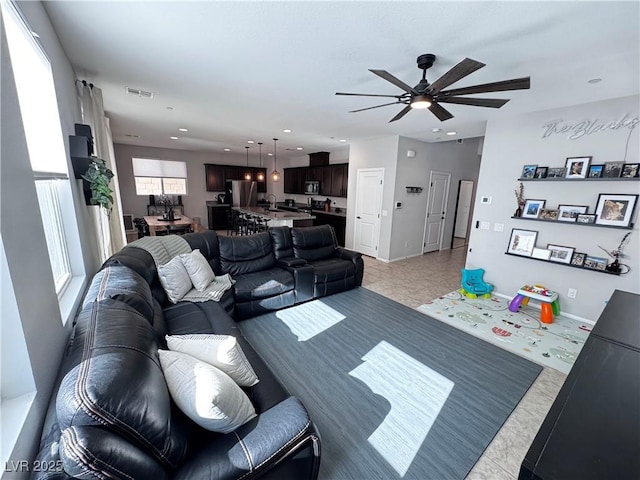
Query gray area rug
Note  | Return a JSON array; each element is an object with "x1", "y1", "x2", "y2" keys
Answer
[{"x1": 240, "y1": 288, "x2": 542, "y2": 480}]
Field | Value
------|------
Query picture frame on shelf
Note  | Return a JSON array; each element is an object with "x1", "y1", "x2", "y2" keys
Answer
[
  {"x1": 594, "y1": 193, "x2": 638, "y2": 227},
  {"x1": 588, "y1": 164, "x2": 604, "y2": 178},
  {"x1": 507, "y1": 228, "x2": 538, "y2": 257},
  {"x1": 547, "y1": 167, "x2": 565, "y2": 178},
  {"x1": 522, "y1": 199, "x2": 546, "y2": 218},
  {"x1": 570, "y1": 252, "x2": 587, "y2": 267},
  {"x1": 603, "y1": 162, "x2": 623, "y2": 178},
  {"x1": 584, "y1": 256, "x2": 608, "y2": 271},
  {"x1": 539, "y1": 208, "x2": 559, "y2": 221},
  {"x1": 576, "y1": 213, "x2": 597, "y2": 224},
  {"x1": 565, "y1": 156, "x2": 591, "y2": 178},
  {"x1": 534, "y1": 167, "x2": 548, "y2": 179},
  {"x1": 557, "y1": 204, "x2": 589, "y2": 222},
  {"x1": 547, "y1": 244, "x2": 575, "y2": 264},
  {"x1": 521, "y1": 165, "x2": 537, "y2": 179},
  {"x1": 621, "y1": 163, "x2": 639, "y2": 178},
  {"x1": 532, "y1": 247, "x2": 552, "y2": 260}
]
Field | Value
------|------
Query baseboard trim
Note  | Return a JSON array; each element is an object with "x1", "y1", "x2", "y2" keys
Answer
[
  {"x1": 493, "y1": 292, "x2": 595, "y2": 325},
  {"x1": 387, "y1": 252, "x2": 423, "y2": 263}
]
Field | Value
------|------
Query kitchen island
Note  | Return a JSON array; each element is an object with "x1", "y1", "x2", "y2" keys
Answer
[{"x1": 232, "y1": 206, "x2": 315, "y2": 228}]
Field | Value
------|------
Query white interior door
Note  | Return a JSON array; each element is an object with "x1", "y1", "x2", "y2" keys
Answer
[
  {"x1": 423, "y1": 171, "x2": 451, "y2": 253},
  {"x1": 454, "y1": 180, "x2": 474, "y2": 238},
  {"x1": 354, "y1": 169, "x2": 383, "y2": 257}
]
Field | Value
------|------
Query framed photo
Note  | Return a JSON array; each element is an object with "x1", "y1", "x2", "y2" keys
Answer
[
  {"x1": 594, "y1": 193, "x2": 638, "y2": 227},
  {"x1": 522, "y1": 199, "x2": 546, "y2": 218},
  {"x1": 621, "y1": 163, "x2": 640, "y2": 178},
  {"x1": 539, "y1": 208, "x2": 559, "y2": 221},
  {"x1": 588, "y1": 164, "x2": 604, "y2": 178},
  {"x1": 576, "y1": 213, "x2": 597, "y2": 224},
  {"x1": 507, "y1": 228, "x2": 538, "y2": 257},
  {"x1": 570, "y1": 252, "x2": 587, "y2": 267},
  {"x1": 565, "y1": 156, "x2": 591, "y2": 178},
  {"x1": 603, "y1": 162, "x2": 623, "y2": 178},
  {"x1": 547, "y1": 167, "x2": 566, "y2": 178},
  {"x1": 584, "y1": 256, "x2": 608, "y2": 271},
  {"x1": 534, "y1": 167, "x2": 548, "y2": 179},
  {"x1": 557, "y1": 204, "x2": 589, "y2": 222},
  {"x1": 521, "y1": 165, "x2": 537, "y2": 179},
  {"x1": 532, "y1": 247, "x2": 551, "y2": 260},
  {"x1": 547, "y1": 243, "x2": 575, "y2": 264}
]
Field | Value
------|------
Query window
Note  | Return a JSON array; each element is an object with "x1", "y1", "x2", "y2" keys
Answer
[
  {"x1": 2, "y1": 0, "x2": 78, "y2": 296},
  {"x1": 132, "y1": 158, "x2": 188, "y2": 196}
]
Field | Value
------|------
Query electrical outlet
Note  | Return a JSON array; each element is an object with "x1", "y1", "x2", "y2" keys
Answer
[
  {"x1": 494, "y1": 223, "x2": 504, "y2": 232},
  {"x1": 568, "y1": 288, "x2": 577, "y2": 299},
  {"x1": 480, "y1": 221, "x2": 490, "y2": 230}
]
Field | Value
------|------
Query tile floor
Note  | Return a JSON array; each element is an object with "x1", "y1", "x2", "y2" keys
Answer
[{"x1": 361, "y1": 249, "x2": 567, "y2": 480}]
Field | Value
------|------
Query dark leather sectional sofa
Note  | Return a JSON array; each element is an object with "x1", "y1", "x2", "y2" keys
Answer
[{"x1": 31, "y1": 225, "x2": 363, "y2": 480}]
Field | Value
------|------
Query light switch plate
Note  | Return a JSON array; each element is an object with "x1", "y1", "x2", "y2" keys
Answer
[
  {"x1": 494, "y1": 223, "x2": 504, "y2": 232},
  {"x1": 480, "y1": 196, "x2": 492, "y2": 204},
  {"x1": 480, "y1": 221, "x2": 490, "y2": 230}
]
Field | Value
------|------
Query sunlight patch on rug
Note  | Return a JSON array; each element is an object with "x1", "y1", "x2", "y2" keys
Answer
[
  {"x1": 275, "y1": 300, "x2": 345, "y2": 341},
  {"x1": 349, "y1": 341, "x2": 454, "y2": 476}
]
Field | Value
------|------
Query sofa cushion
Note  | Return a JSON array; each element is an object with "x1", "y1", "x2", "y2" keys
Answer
[
  {"x1": 233, "y1": 267, "x2": 295, "y2": 302},
  {"x1": 166, "y1": 334, "x2": 259, "y2": 387},
  {"x1": 163, "y1": 299, "x2": 240, "y2": 336},
  {"x1": 179, "y1": 249, "x2": 215, "y2": 291},
  {"x1": 159, "y1": 350, "x2": 257, "y2": 433},
  {"x1": 269, "y1": 226, "x2": 295, "y2": 259},
  {"x1": 184, "y1": 230, "x2": 222, "y2": 274},
  {"x1": 310, "y1": 257, "x2": 356, "y2": 283},
  {"x1": 219, "y1": 232, "x2": 276, "y2": 275},
  {"x1": 291, "y1": 225, "x2": 337, "y2": 261},
  {"x1": 158, "y1": 256, "x2": 193, "y2": 303},
  {"x1": 83, "y1": 265, "x2": 154, "y2": 321},
  {"x1": 56, "y1": 300, "x2": 189, "y2": 469}
]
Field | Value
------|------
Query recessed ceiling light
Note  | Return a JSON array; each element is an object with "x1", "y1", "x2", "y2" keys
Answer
[
  {"x1": 339, "y1": 139, "x2": 347, "y2": 142},
  {"x1": 588, "y1": 78, "x2": 602, "y2": 84},
  {"x1": 267, "y1": 153, "x2": 273, "y2": 156},
  {"x1": 170, "y1": 136, "x2": 179, "y2": 140},
  {"x1": 124, "y1": 134, "x2": 140, "y2": 138},
  {"x1": 446, "y1": 131, "x2": 457, "y2": 136},
  {"x1": 296, "y1": 147, "x2": 303, "y2": 150},
  {"x1": 283, "y1": 129, "x2": 292, "y2": 133},
  {"x1": 247, "y1": 140, "x2": 255, "y2": 144},
  {"x1": 224, "y1": 148, "x2": 231, "y2": 152},
  {"x1": 432, "y1": 128, "x2": 441, "y2": 132},
  {"x1": 178, "y1": 128, "x2": 188, "y2": 132}
]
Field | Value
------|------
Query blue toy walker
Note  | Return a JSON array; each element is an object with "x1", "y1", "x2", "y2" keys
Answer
[{"x1": 459, "y1": 268, "x2": 494, "y2": 298}]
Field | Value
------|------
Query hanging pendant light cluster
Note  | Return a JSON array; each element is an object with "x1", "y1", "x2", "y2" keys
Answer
[
  {"x1": 256, "y1": 142, "x2": 265, "y2": 181},
  {"x1": 271, "y1": 138, "x2": 280, "y2": 182},
  {"x1": 244, "y1": 146, "x2": 252, "y2": 181}
]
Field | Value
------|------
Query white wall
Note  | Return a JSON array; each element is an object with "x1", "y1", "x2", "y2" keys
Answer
[
  {"x1": 1, "y1": 1, "x2": 101, "y2": 469},
  {"x1": 467, "y1": 95, "x2": 639, "y2": 320},
  {"x1": 391, "y1": 137, "x2": 482, "y2": 261}
]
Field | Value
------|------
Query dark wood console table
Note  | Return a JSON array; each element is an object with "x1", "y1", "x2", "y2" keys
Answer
[{"x1": 519, "y1": 289, "x2": 640, "y2": 479}]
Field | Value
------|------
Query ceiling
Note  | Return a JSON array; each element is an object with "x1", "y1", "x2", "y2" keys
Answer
[{"x1": 43, "y1": 1, "x2": 639, "y2": 157}]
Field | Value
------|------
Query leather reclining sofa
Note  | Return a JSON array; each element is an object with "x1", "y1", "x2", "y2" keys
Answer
[{"x1": 32, "y1": 225, "x2": 363, "y2": 480}]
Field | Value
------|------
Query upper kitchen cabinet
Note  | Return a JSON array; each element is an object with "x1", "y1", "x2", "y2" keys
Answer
[
  {"x1": 205, "y1": 164, "x2": 225, "y2": 191},
  {"x1": 330, "y1": 164, "x2": 348, "y2": 197}
]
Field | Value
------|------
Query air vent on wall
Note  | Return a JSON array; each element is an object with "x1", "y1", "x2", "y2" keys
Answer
[{"x1": 125, "y1": 86, "x2": 155, "y2": 99}]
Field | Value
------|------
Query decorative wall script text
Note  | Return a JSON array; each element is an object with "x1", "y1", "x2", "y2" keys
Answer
[{"x1": 541, "y1": 114, "x2": 639, "y2": 140}]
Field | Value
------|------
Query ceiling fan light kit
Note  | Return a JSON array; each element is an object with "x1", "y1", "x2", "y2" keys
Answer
[{"x1": 336, "y1": 53, "x2": 530, "y2": 122}]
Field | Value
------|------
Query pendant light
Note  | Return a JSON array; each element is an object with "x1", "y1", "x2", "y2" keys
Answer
[
  {"x1": 256, "y1": 142, "x2": 265, "y2": 181},
  {"x1": 244, "y1": 146, "x2": 252, "y2": 181},
  {"x1": 271, "y1": 137, "x2": 280, "y2": 182}
]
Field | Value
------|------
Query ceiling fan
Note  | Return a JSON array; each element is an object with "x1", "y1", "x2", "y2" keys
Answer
[{"x1": 336, "y1": 54, "x2": 530, "y2": 122}]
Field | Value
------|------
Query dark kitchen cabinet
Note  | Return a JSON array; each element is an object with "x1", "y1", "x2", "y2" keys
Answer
[
  {"x1": 207, "y1": 204, "x2": 230, "y2": 230},
  {"x1": 331, "y1": 164, "x2": 348, "y2": 197},
  {"x1": 223, "y1": 165, "x2": 240, "y2": 181},
  {"x1": 319, "y1": 166, "x2": 333, "y2": 196},
  {"x1": 283, "y1": 164, "x2": 349, "y2": 197},
  {"x1": 255, "y1": 168, "x2": 267, "y2": 192},
  {"x1": 284, "y1": 167, "x2": 306, "y2": 194},
  {"x1": 205, "y1": 164, "x2": 225, "y2": 191},
  {"x1": 313, "y1": 211, "x2": 346, "y2": 246}
]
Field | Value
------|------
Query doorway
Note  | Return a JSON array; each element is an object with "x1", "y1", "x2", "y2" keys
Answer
[
  {"x1": 354, "y1": 168, "x2": 384, "y2": 257},
  {"x1": 422, "y1": 171, "x2": 451, "y2": 253},
  {"x1": 450, "y1": 180, "x2": 474, "y2": 249}
]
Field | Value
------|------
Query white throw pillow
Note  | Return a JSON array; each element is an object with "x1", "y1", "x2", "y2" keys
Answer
[
  {"x1": 179, "y1": 249, "x2": 215, "y2": 291},
  {"x1": 157, "y1": 257, "x2": 192, "y2": 303},
  {"x1": 158, "y1": 350, "x2": 256, "y2": 433},
  {"x1": 166, "y1": 334, "x2": 259, "y2": 387}
]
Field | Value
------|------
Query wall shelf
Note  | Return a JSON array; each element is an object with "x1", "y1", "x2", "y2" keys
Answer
[
  {"x1": 510, "y1": 216, "x2": 634, "y2": 230},
  {"x1": 406, "y1": 186, "x2": 423, "y2": 193},
  {"x1": 504, "y1": 252, "x2": 621, "y2": 275},
  {"x1": 517, "y1": 177, "x2": 639, "y2": 182}
]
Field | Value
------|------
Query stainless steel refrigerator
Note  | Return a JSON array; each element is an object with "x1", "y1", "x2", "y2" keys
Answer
[{"x1": 228, "y1": 180, "x2": 257, "y2": 207}]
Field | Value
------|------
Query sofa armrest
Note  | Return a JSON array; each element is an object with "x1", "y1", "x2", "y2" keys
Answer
[
  {"x1": 276, "y1": 257, "x2": 308, "y2": 268},
  {"x1": 334, "y1": 248, "x2": 364, "y2": 286},
  {"x1": 173, "y1": 397, "x2": 320, "y2": 480}
]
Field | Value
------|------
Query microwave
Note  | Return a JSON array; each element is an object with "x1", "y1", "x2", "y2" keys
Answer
[{"x1": 304, "y1": 180, "x2": 320, "y2": 195}]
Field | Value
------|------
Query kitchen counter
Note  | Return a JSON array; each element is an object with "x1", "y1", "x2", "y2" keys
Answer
[
  {"x1": 276, "y1": 202, "x2": 347, "y2": 218},
  {"x1": 206, "y1": 201, "x2": 229, "y2": 207},
  {"x1": 232, "y1": 206, "x2": 315, "y2": 228}
]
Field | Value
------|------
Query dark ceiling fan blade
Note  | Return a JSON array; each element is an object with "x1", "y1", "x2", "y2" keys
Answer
[
  {"x1": 440, "y1": 77, "x2": 530, "y2": 97},
  {"x1": 389, "y1": 105, "x2": 413, "y2": 122},
  {"x1": 428, "y1": 102, "x2": 454, "y2": 121},
  {"x1": 369, "y1": 69, "x2": 417, "y2": 94},
  {"x1": 427, "y1": 58, "x2": 485, "y2": 94},
  {"x1": 336, "y1": 92, "x2": 404, "y2": 98},
  {"x1": 437, "y1": 97, "x2": 510, "y2": 108},
  {"x1": 349, "y1": 101, "x2": 404, "y2": 113}
]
